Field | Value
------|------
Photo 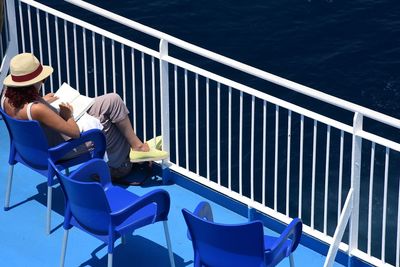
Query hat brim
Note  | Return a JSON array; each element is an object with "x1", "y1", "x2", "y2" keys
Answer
[{"x1": 3, "y1": 65, "x2": 53, "y2": 87}]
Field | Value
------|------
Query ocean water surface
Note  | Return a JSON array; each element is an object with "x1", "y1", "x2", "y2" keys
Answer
[{"x1": 40, "y1": 0, "x2": 400, "y2": 118}]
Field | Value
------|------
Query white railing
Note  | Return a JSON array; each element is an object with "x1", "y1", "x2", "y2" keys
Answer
[
  {"x1": 11, "y1": 1, "x2": 400, "y2": 266},
  {"x1": 0, "y1": 0, "x2": 18, "y2": 89}
]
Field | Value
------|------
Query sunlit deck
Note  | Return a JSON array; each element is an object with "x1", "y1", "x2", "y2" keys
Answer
[{"x1": 0, "y1": 120, "x2": 345, "y2": 266}]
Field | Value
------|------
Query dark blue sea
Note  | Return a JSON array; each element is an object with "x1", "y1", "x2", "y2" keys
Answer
[
  {"x1": 28, "y1": 0, "x2": 400, "y2": 264},
  {"x1": 40, "y1": 0, "x2": 400, "y2": 118}
]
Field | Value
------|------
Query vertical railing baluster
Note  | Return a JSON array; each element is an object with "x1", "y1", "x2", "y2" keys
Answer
[
  {"x1": 112, "y1": 39, "x2": 116, "y2": 93},
  {"x1": 298, "y1": 115, "x2": 304, "y2": 218},
  {"x1": 4, "y1": 0, "x2": 9, "y2": 45},
  {"x1": 64, "y1": 20, "x2": 70, "y2": 85},
  {"x1": 324, "y1": 125, "x2": 331, "y2": 235},
  {"x1": 250, "y1": 95, "x2": 255, "y2": 200},
  {"x1": 2, "y1": 0, "x2": 18, "y2": 90},
  {"x1": 121, "y1": 44, "x2": 126, "y2": 102},
  {"x1": 184, "y1": 69, "x2": 188, "y2": 170},
  {"x1": 27, "y1": 5, "x2": 33, "y2": 52},
  {"x1": 262, "y1": 100, "x2": 267, "y2": 205},
  {"x1": 228, "y1": 86, "x2": 232, "y2": 190},
  {"x1": 286, "y1": 110, "x2": 292, "y2": 215},
  {"x1": 195, "y1": 74, "x2": 199, "y2": 175},
  {"x1": 311, "y1": 120, "x2": 317, "y2": 229},
  {"x1": 367, "y1": 142, "x2": 375, "y2": 255},
  {"x1": 151, "y1": 56, "x2": 156, "y2": 137},
  {"x1": 338, "y1": 130, "x2": 344, "y2": 220},
  {"x1": 396, "y1": 179, "x2": 400, "y2": 267},
  {"x1": 93, "y1": 32, "x2": 98, "y2": 97},
  {"x1": 349, "y1": 112, "x2": 363, "y2": 255},
  {"x1": 141, "y1": 52, "x2": 146, "y2": 140},
  {"x1": 206, "y1": 78, "x2": 210, "y2": 180},
  {"x1": 45, "y1": 12, "x2": 53, "y2": 92},
  {"x1": 274, "y1": 105, "x2": 279, "y2": 211},
  {"x1": 102, "y1": 36, "x2": 106, "y2": 94},
  {"x1": 36, "y1": 9, "x2": 44, "y2": 92},
  {"x1": 174, "y1": 65, "x2": 179, "y2": 165},
  {"x1": 73, "y1": 24, "x2": 79, "y2": 92},
  {"x1": 381, "y1": 147, "x2": 390, "y2": 263},
  {"x1": 217, "y1": 83, "x2": 221, "y2": 185},
  {"x1": 131, "y1": 48, "x2": 136, "y2": 132},
  {"x1": 82, "y1": 28, "x2": 88, "y2": 95},
  {"x1": 18, "y1": 1, "x2": 25, "y2": 52},
  {"x1": 239, "y1": 91, "x2": 243, "y2": 195},
  {"x1": 0, "y1": 28, "x2": 3, "y2": 59},
  {"x1": 159, "y1": 39, "x2": 170, "y2": 158},
  {"x1": 55, "y1": 17, "x2": 61, "y2": 87}
]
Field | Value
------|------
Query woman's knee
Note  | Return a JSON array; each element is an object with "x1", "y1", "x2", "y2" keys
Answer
[{"x1": 106, "y1": 93, "x2": 124, "y2": 104}]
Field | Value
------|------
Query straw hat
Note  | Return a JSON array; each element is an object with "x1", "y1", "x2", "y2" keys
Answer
[{"x1": 3, "y1": 53, "x2": 53, "y2": 87}]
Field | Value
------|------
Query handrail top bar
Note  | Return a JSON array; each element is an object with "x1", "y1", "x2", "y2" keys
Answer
[{"x1": 20, "y1": 0, "x2": 400, "y2": 129}]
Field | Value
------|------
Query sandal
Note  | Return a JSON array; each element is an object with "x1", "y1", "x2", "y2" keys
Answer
[{"x1": 129, "y1": 148, "x2": 168, "y2": 163}]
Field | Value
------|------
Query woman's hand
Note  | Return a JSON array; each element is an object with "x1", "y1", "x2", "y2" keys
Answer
[
  {"x1": 43, "y1": 93, "x2": 59, "y2": 103},
  {"x1": 59, "y1": 102, "x2": 74, "y2": 120}
]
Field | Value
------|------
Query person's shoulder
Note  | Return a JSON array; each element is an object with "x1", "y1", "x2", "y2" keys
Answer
[{"x1": 30, "y1": 100, "x2": 54, "y2": 119}]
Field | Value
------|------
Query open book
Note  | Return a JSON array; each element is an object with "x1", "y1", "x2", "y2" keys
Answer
[{"x1": 51, "y1": 83, "x2": 95, "y2": 121}]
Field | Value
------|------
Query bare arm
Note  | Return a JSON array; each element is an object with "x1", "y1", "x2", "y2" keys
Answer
[{"x1": 30, "y1": 102, "x2": 81, "y2": 139}]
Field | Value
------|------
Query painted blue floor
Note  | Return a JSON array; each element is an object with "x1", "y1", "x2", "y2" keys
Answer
[{"x1": 0, "y1": 120, "x2": 344, "y2": 266}]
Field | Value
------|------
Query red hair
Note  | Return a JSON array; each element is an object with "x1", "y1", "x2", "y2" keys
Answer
[{"x1": 5, "y1": 86, "x2": 39, "y2": 109}]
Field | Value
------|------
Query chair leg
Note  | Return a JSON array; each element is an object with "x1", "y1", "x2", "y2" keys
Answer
[
  {"x1": 107, "y1": 253, "x2": 113, "y2": 267},
  {"x1": 163, "y1": 221, "x2": 176, "y2": 267},
  {"x1": 46, "y1": 186, "x2": 52, "y2": 235},
  {"x1": 4, "y1": 165, "x2": 14, "y2": 211},
  {"x1": 289, "y1": 254, "x2": 295, "y2": 267},
  {"x1": 60, "y1": 229, "x2": 69, "y2": 267}
]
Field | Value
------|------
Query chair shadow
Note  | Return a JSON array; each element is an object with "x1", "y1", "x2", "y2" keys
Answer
[
  {"x1": 8, "y1": 181, "x2": 65, "y2": 215},
  {"x1": 114, "y1": 163, "x2": 172, "y2": 188},
  {"x1": 78, "y1": 235, "x2": 192, "y2": 267}
]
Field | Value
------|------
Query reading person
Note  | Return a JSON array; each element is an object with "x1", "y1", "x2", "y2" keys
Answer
[{"x1": 1, "y1": 53, "x2": 166, "y2": 179}]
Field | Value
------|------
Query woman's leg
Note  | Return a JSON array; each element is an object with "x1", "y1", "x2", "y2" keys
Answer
[
  {"x1": 115, "y1": 116, "x2": 149, "y2": 152},
  {"x1": 87, "y1": 93, "x2": 148, "y2": 169}
]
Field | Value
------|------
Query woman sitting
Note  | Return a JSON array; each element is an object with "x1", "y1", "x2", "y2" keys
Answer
[{"x1": 1, "y1": 53, "x2": 166, "y2": 179}]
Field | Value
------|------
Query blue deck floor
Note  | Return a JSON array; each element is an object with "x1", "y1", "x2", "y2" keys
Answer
[{"x1": 0, "y1": 120, "x2": 344, "y2": 266}]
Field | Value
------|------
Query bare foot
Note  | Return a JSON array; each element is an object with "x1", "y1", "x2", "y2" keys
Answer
[{"x1": 132, "y1": 143, "x2": 150, "y2": 152}]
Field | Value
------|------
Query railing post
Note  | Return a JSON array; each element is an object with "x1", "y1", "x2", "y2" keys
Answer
[
  {"x1": 159, "y1": 39, "x2": 171, "y2": 183},
  {"x1": 348, "y1": 112, "x2": 363, "y2": 263},
  {"x1": 0, "y1": 0, "x2": 19, "y2": 89}
]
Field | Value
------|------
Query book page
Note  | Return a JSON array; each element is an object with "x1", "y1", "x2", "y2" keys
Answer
[
  {"x1": 71, "y1": 95, "x2": 95, "y2": 120},
  {"x1": 51, "y1": 83, "x2": 80, "y2": 109}
]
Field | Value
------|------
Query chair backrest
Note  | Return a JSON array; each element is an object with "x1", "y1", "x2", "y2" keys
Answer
[
  {"x1": 182, "y1": 208, "x2": 266, "y2": 267},
  {"x1": 0, "y1": 108, "x2": 49, "y2": 170},
  {"x1": 50, "y1": 159, "x2": 112, "y2": 235}
]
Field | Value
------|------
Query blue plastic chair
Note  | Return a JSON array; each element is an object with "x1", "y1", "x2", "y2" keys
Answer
[
  {"x1": 0, "y1": 108, "x2": 106, "y2": 234},
  {"x1": 48, "y1": 158, "x2": 176, "y2": 267},
  {"x1": 182, "y1": 201, "x2": 302, "y2": 267}
]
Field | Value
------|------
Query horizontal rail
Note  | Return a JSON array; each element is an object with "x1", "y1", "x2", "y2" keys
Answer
[{"x1": 64, "y1": 0, "x2": 400, "y2": 130}]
